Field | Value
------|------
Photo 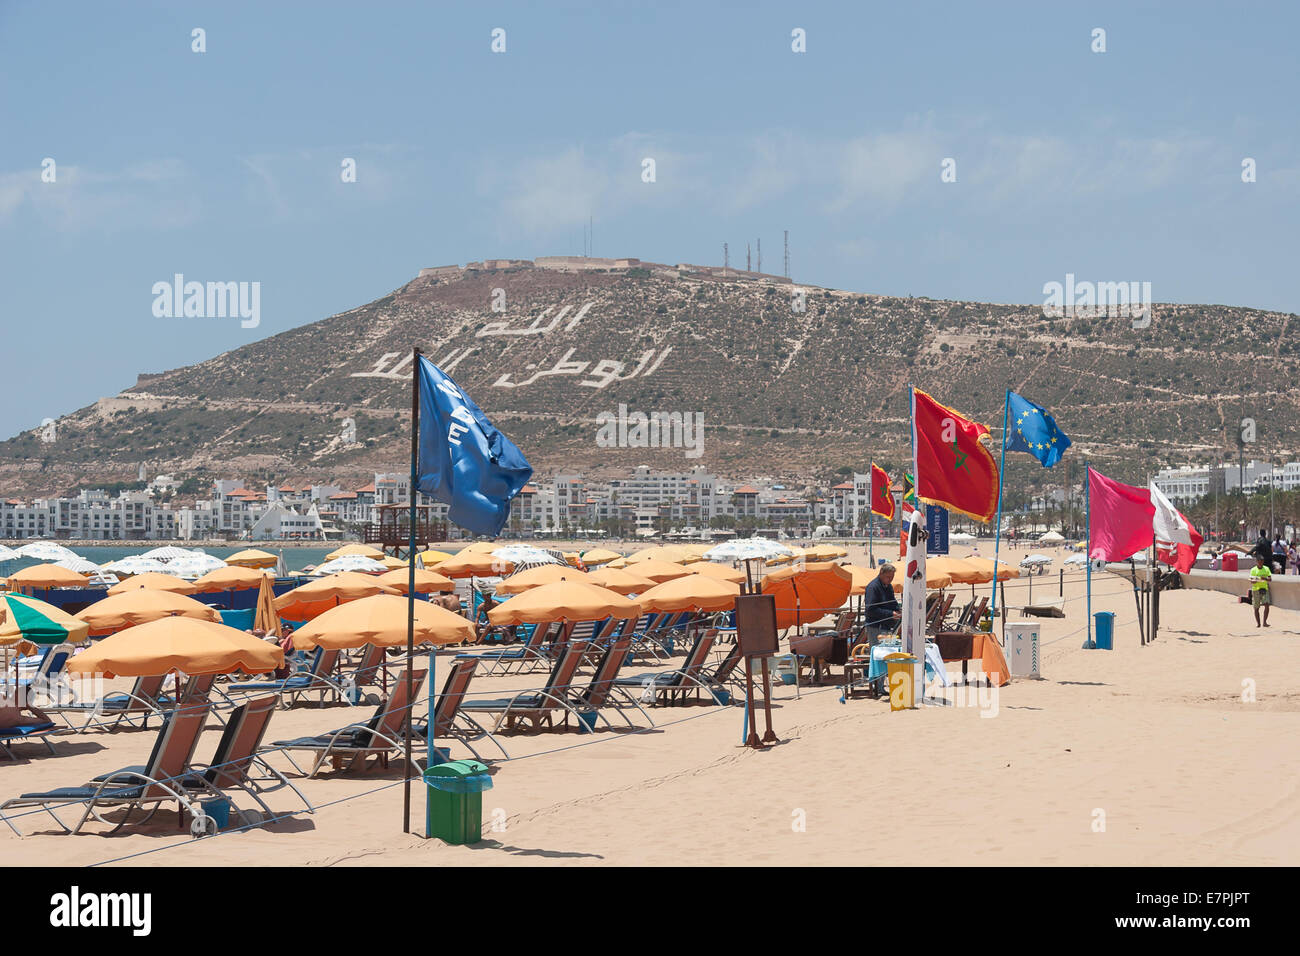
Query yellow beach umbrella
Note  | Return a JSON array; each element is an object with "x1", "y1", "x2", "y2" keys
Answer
[
  {"x1": 106, "y1": 572, "x2": 198, "y2": 596},
  {"x1": 6, "y1": 564, "x2": 90, "y2": 589},
  {"x1": 964, "y1": 557, "x2": 1021, "y2": 581},
  {"x1": 926, "y1": 556, "x2": 992, "y2": 585},
  {"x1": 273, "y1": 571, "x2": 399, "y2": 621},
  {"x1": 606, "y1": 557, "x2": 629, "y2": 569},
  {"x1": 76, "y1": 590, "x2": 222, "y2": 636},
  {"x1": 376, "y1": 567, "x2": 456, "y2": 594},
  {"x1": 495, "y1": 564, "x2": 590, "y2": 595},
  {"x1": 636, "y1": 575, "x2": 739, "y2": 612},
  {"x1": 324, "y1": 543, "x2": 385, "y2": 562},
  {"x1": 688, "y1": 562, "x2": 746, "y2": 585},
  {"x1": 68, "y1": 617, "x2": 282, "y2": 678},
  {"x1": 627, "y1": 545, "x2": 701, "y2": 565},
  {"x1": 291, "y1": 594, "x2": 474, "y2": 651},
  {"x1": 437, "y1": 551, "x2": 511, "y2": 578},
  {"x1": 765, "y1": 545, "x2": 808, "y2": 566},
  {"x1": 224, "y1": 548, "x2": 278, "y2": 569},
  {"x1": 191, "y1": 565, "x2": 275, "y2": 592},
  {"x1": 623, "y1": 558, "x2": 695, "y2": 583},
  {"x1": 584, "y1": 566, "x2": 657, "y2": 595},
  {"x1": 379, "y1": 556, "x2": 408, "y2": 570},
  {"x1": 459, "y1": 541, "x2": 502, "y2": 554},
  {"x1": 805, "y1": 543, "x2": 848, "y2": 560},
  {"x1": 854, "y1": 565, "x2": 952, "y2": 594},
  {"x1": 487, "y1": 580, "x2": 643, "y2": 626},
  {"x1": 253, "y1": 573, "x2": 282, "y2": 639},
  {"x1": 417, "y1": 550, "x2": 455, "y2": 566}
]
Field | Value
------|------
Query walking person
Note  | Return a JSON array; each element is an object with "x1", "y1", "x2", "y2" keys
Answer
[{"x1": 1250, "y1": 554, "x2": 1272, "y2": 628}]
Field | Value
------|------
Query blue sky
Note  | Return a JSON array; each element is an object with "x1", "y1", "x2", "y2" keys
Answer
[{"x1": 1, "y1": 0, "x2": 1296, "y2": 440}]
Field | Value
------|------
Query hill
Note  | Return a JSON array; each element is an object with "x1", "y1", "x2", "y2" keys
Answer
[{"x1": 2, "y1": 256, "x2": 1297, "y2": 498}]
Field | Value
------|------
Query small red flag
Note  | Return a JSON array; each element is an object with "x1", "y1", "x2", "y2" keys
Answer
[
  {"x1": 870, "y1": 464, "x2": 895, "y2": 521},
  {"x1": 912, "y1": 388, "x2": 1000, "y2": 523}
]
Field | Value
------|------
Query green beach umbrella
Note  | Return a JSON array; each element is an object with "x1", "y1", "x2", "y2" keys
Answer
[{"x1": 0, "y1": 593, "x2": 91, "y2": 647}]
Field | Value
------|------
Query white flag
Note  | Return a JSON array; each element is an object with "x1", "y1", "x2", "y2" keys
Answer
[{"x1": 1149, "y1": 481, "x2": 1193, "y2": 546}]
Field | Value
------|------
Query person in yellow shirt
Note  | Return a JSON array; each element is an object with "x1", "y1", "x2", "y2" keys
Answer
[{"x1": 1250, "y1": 555, "x2": 1272, "y2": 628}]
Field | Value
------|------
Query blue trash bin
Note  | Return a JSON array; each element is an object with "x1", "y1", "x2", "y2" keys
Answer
[{"x1": 1093, "y1": 611, "x2": 1115, "y2": 650}]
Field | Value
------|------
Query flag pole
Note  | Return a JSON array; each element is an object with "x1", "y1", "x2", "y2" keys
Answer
[
  {"x1": 404, "y1": 346, "x2": 421, "y2": 834},
  {"x1": 868, "y1": 463, "x2": 875, "y2": 567},
  {"x1": 990, "y1": 389, "x2": 1010, "y2": 626},
  {"x1": 1085, "y1": 462, "x2": 1093, "y2": 648},
  {"x1": 907, "y1": 384, "x2": 923, "y2": 703}
]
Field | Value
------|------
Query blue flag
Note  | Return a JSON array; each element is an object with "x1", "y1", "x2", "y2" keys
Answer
[
  {"x1": 1006, "y1": 391, "x2": 1071, "y2": 468},
  {"x1": 415, "y1": 355, "x2": 533, "y2": 536}
]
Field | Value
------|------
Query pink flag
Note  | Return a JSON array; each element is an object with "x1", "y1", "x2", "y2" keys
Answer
[{"x1": 1088, "y1": 468, "x2": 1155, "y2": 561}]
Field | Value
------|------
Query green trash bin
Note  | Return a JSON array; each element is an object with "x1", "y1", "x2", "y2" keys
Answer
[{"x1": 424, "y1": 759, "x2": 493, "y2": 845}]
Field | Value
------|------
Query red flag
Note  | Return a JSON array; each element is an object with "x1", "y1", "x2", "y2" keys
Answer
[
  {"x1": 870, "y1": 464, "x2": 895, "y2": 520},
  {"x1": 1157, "y1": 509, "x2": 1203, "y2": 573},
  {"x1": 912, "y1": 388, "x2": 1000, "y2": 523},
  {"x1": 1088, "y1": 468, "x2": 1155, "y2": 561}
]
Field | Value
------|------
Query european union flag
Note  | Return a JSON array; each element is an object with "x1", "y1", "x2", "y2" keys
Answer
[
  {"x1": 415, "y1": 355, "x2": 533, "y2": 536},
  {"x1": 1006, "y1": 391, "x2": 1071, "y2": 468}
]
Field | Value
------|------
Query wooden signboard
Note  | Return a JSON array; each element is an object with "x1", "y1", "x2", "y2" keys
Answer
[{"x1": 733, "y1": 593, "x2": 778, "y2": 747}]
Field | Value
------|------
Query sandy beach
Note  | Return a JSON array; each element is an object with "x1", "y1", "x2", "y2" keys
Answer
[{"x1": 4, "y1": 546, "x2": 1297, "y2": 868}]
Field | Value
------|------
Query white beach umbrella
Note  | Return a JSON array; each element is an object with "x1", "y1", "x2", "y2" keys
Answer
[
  {"x1": 311, "y1": 555, "x2": 388, "y2": 576},
  {"x1": 1021, "y1": 554, "x2": 1053, "y2": 566},
  {"x1": 492, "y1": 545, "x2": 564, "y2": 567},
  {"x1": 0, "y1": 544, "x2": 21, "y2": 561},
  {"x1": 102, "y1": 556, "x2": 172, "y2": 576},
  {"x1": 53, "y1": 556, "x2": 105, "y2": 575},
  {"x1": 140, "y1": 545, "x2": 197, "y2": 562},
  {"x1": 1039, "y1": 531, "x2": 1065, "y2": 543},
  {"x1": 703, "y1": 536, "x2": 794, "y2": 563},
  {"x1": 15, "y1": 542, "x2": 80, "y2": 562},
  {"x1": 165, "y1": 552, "x2": 228, "y2": 578},
  {"x1": 950, "y1": 532, "x2": 975, "y2": 542},
  {"x1": 1063, "y1": 554, "x2": 1088, "y2": 566}
]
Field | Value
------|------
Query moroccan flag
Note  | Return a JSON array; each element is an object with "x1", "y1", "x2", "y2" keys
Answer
[
  {"x1": 911, "y1": 388, "x2": 1000, "y2": 523},
  {"x1": 870, "y1": 464, "x2": 895, "y2": 520},
  {"x1": 1087, "y1": 467, "x2": 1155, "y2": 561}
]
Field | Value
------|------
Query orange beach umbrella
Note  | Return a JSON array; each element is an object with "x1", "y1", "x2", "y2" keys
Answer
[
  {"x1": 291, "y1": 594, "x2": 474, "y2": 651},
  {"x1": 273, "y1": 571, "x2": 399, "y2": 621},
  {"x1": 68, "y1": 617, "x2": 282, "y2": 678},
  {"x1": 106, "y1": 572, "x2": 198, "y2": 596},
  {"x1": 76, "y1": 590, "x2": 222, "y2": 636},
  {"x1": 487, "y1": 580, "x2": 643, "y2": 626}
]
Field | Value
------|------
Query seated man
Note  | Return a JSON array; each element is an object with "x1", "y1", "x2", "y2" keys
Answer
[{"x1": 863, "y1": 563, "x2": 901, "y2": 644}]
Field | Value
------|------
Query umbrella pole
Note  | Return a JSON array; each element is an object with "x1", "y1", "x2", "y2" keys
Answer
[{"x1": 404, "y1": 345, "x2": 420, "y2": 836}]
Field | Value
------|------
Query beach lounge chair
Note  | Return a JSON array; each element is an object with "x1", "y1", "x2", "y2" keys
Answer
[
  {"x1": 459, "y1": 640, "x2": 592, "y2": 733},
  {"x1": 627, "y1": 612, "x2": 677, "y2": 663},
  {"x1": 267, "y1": 668, "x2": 427, "y2": 777},
  {"x1": 613, "y1": 629, "x2": 722, "y2": 707},
  {"x1": 455, "y1": 621, "x2": 559, "y2": 676},
  {"x1": 228, "y1": 646, "x2": 349, "y2": 708},
  {"x1": 186, "y1": 695, "x2": 313, "y2": 821},
  {"x1": 46, "y1": 673, "x2": 169, "y2": 733},
  {"x1": 0, "y1": 703, "x2": 210, "y2": 835},
  {"x1": 410, "y1": 658, "x2": 509, "y2": 760},
  {"x1": 1, "y1": 643, "x2": 76, "y2": 705},
  {"x1": 0, "y1": 704, "x2": 60, "y2": 760},
  {"x1": 563, "y1": 636, "x2": 654, "y2": 730}
]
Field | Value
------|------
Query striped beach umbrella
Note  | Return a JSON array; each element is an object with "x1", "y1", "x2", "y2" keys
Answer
[{"x1": 0, "y1": 593, "x2": 91, "y2": 647}]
